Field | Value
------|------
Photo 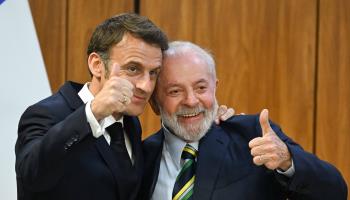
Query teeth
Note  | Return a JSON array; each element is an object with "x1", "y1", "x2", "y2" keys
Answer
[{"x1": 182, "y1": 113, "x2": 199, "y2": 117}]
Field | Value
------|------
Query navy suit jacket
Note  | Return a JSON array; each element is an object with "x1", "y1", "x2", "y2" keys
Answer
[
  {"x1": 15, "y1": 81, "x2": 143, "y2": 200},
  {"x1": 141, "y1": 115, "x2": 347, "y2": 200}
]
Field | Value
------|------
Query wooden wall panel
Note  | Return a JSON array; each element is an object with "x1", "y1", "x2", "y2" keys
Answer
[
  {"x1": 317, "y1": 0, "x2": 350, "y2": 190},
  {"x1": 29, "y1": 0, "x2": 67, "y2": 92},
  {"x1": 140, "y1": 0, "x2": 317, "y2": 151},
  {"x1": 66, "y1": 0, "x2": 134, "y2": 83}
]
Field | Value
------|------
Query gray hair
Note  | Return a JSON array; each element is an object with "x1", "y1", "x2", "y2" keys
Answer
[{"x1": 164, "y1": 41, "x2": 216, "y2": 79}]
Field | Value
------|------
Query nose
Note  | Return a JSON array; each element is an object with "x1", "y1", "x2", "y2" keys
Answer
[
  {"x1": 183, "y1": 91, "x2": 199, "y2": 107},
  {"x1": 135, "y1": 73, "x2": 153, "y2": 94}
]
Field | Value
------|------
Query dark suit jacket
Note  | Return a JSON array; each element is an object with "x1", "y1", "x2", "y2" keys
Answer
[
  {"x1": 142, "y1": 115, "x2": 347, "y2": 200},
  {"x1": 15, "y1": 81, "x2": 143, "y2": 200}
]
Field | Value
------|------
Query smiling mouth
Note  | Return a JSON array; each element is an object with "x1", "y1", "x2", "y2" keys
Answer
[{"x1": 178, "y1": 111, "x2": 203, "y2": 118}]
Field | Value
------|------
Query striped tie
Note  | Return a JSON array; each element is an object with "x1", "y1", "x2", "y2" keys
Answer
[{"x1": 172, "y1": 144, "x2": 198, "y2": 200}]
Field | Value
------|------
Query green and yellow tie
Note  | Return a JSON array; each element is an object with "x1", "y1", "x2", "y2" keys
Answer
[{"x1": 172, "y1": 144, "x2": 198, "y2": 200}]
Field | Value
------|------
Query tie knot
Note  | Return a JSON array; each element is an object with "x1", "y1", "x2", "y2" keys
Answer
[
  {"x1": 181, "y1": 144, "x2": 197, "y2": 160},
  {"x1": 106, "y1": 122, "x2": 124, "y2": 142}
]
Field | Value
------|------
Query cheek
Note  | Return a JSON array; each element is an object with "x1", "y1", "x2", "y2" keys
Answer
[
  {"x1": 162, "y1": 98, "x2": 180, "y2": 115},
  {"x1": 200, "y1": 92, "x2": 216, "y2": 109},
  {"x1": 149, "y1": 79, "x2": 157, "y2": 91}
]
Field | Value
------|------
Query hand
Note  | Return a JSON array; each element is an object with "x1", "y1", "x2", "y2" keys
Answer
[
  {"x1": 248, "y1": 109, "x2": 292, "y2": 171},
  {"x1": 91, "y1": 64, "x2": 134, "y2": 121},
  {"x1": 214, "y1": 105, "x2": 235, "y2": 124}
]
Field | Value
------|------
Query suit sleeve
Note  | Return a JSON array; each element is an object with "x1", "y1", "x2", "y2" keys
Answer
[
  {"x1": 269, "y1": 122, "x2": 348, "y2": 200},
  {"x1": 15, "y1": 103, "x2": 91, "y2": 192}
]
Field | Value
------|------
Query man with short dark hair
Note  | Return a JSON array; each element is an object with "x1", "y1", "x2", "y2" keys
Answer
[
  {"x1": 141, "y1": 41, "x2": 348, "y2": 200},
  {"x1": 15, "y1": 13, "x2": 168, "y2": 200}
]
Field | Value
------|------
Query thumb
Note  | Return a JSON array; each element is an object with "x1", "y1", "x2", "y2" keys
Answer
[
  {"x1": 259, "y1": 109, "x2": 273, "y2": 136},
  {"x1": 109, "y1": 63, "x2": 121, "y2": 77}
]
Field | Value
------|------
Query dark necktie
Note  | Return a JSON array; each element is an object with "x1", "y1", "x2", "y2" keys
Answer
[
  {"x1": 172, "y1": 144, "x2": 198, "y2": 200},
  {"x1": 105, "y1": 122, "x2": 132, "y2": 167}
]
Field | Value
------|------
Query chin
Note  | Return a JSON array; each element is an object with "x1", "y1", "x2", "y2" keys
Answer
[{"x1": 124, "y1": 105, "x2": 145, "y2": 116}]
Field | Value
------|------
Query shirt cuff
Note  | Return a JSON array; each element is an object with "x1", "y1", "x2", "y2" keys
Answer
[
  {"x1": 276, "y1": 159, "x2": 295, "y2": 178},
  {"x1": 85, "y1": 101, "x2": 104, "y2": 138}
]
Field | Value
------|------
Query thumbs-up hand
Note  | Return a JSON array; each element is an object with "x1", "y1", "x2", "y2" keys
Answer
[
  {"x1": 248, "y1": 109, "x2": 292, "y2": 171},
  {"x1": 91, "y1": 63, "x2": 134, "y2": 121}
]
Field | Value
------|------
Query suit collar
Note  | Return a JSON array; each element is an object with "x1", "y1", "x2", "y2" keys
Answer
[
  {"x1": 59, "y1": 81, "x2": 84, "y2": 110},
  {"x1": 193, "y1": 124, "x2": 230, "y2": 200}
]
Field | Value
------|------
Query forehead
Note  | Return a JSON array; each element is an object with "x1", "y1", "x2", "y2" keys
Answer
[
  {"x1": 160, "y1": 52, "x2": 213, "y2": 85},
  {"x1": 109, "y1": 33, "x2": 162, "y2": 68}
]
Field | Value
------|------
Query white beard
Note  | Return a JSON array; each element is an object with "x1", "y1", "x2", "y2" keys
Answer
[{"x1": 160, "y1": 99, "x2": 218, "y2": 142}]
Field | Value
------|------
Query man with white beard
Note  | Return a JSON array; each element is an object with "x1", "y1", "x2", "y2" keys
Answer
[{"x1": 140, "y1": 41, "x2": 347, "y2": 200}]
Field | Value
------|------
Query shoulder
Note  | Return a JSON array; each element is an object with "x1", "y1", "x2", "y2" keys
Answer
[
  {"x1": 218, "y1": 114, "x2": 260, "y2": 140},
  {"x1": 217, "y1": 114, "x2": 284, "y2": 141},
  {"x1": 20, "y1": 81, "x2": 83, "y2": 122}
]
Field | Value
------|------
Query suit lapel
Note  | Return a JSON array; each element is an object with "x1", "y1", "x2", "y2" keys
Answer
[
  {"x1": 123, "y1": 115, "x2": 143, "y2": 185},
  {"x1": 142, "y1": 130, "x2": 164, "y2": 200},
  {"x1": 193, "y1": 125, "x2": 230, "y2": 200},
  {"x1": 95, "y1": 136, "x2": 135, "y2": 199},
  {"x1": 95, "y1": 136, "x2": 121, "y2": 182},
  {"x1": 59, "y1": 81, "x2": 84, "y2": 110},
  {"x1": 123, "y1": 116, "x2": 142, "y2": 168}
]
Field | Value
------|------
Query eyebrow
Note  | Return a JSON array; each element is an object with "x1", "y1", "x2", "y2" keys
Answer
[
  {"x1": 194, "y1": 79, "x2": 209, "y2": 85},
  {"x1": 120, "y1": 61, "x2": 161, "y2": 71},
  {"x1": 165, "y1": 78, "x2": 209, "y2": 88},
  {"x1": 120, "y1": 61, "x2": 142, "y2": 68}
]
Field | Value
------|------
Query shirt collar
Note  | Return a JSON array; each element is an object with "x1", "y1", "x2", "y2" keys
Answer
[
  {"x1": 162, "y1": 122, "x2": 198, "y2": 168},
  {"x1": 78, "y1": 82, "x2": 123, "y2": 128}
]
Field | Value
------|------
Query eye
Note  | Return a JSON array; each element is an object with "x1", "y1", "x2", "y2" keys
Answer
[
  {"x1": 125, "y1": 65, "x2": 140, "y2": 75},
  {"x1": 169, "y1": 90, "x2": 178, "y2": 95},
  {"x1": 168, "y1": 89, "x2": 182, "y2": 96},
  {"x1": 197, "y1": 85, "x2": 207, "y2": 93},
  {"x1": 149, "y1": 69, "x2": 160, "y2": 78},
  {"x1": 127, "y1": 65, "x2": 138, "y2": 73}
]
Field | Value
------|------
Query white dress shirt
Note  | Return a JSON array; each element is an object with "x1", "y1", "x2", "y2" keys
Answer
[
  {"x1": 78, "y1": 83, "x2": 133, "y2": 163},
  {"x1": 151, "y1": 125, "x2": 198, "y2": 200}
]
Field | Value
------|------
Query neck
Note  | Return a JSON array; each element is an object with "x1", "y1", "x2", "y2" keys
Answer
[{"x1": 88, "y1": 77, "x2": 102, "y2": 96}]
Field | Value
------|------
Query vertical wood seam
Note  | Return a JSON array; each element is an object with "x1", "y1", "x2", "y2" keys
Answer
[
  {"x1": 65, "y1": 0, "x2": 69, "y2": 82},
  {"x1": 313, "y1": 0, "x2": 321, "y2": 154},
  {"x1": 134, "y1": 0, "x2": 140, "y2": 14}
]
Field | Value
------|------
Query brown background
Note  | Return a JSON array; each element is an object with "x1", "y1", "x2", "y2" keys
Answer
[{"x1": 29, "y1": 0, "x2": 350, "y2": 193}]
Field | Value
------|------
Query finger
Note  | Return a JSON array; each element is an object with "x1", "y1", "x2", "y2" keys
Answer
[
  {"x1": 120, "y1": 85, "x2": 134, "y2": 98},
  {"x1": 217, "y1": 105, "x2": 227, "y2": 116},
  {"x1": 259, "y1": 109, "x2": 273, "y2": 136},
  {"x1": 215, "y1": 105, "x2": 227, "y2": 124},
  {"x1": 110, "y1": 63, "x2": 121, "y2": 77},
  {"x1": 214, "y1": 118, "x2": 220, "y2": 125},
  {"x1": 220, "y1": 108, "x2": 235, "y2": 121},
  {"x1": 250, "y1": 144, "x2": 274, "y2": 156},
  {"x1": 248, "y1": 137, "x2": 265, "y2": 148},
  {"x1": 253, "y1": 155, "x2": 266, "y2": 166},
  {"x1": 117, "y1": 77, "x2": 134, "y2": 90}
]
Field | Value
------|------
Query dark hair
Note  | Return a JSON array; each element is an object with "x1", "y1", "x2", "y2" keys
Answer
[{"x1": 87, "y1": 13, "x2": 168, "y2": 75}]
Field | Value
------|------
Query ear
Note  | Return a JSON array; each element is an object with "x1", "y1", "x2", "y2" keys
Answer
[
  {"x1": 88, "y1": 52, "x2": 104, "y2": 78},
  {"x1": 149, "y1": 92, "x2": 160, "y2": 115}
]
